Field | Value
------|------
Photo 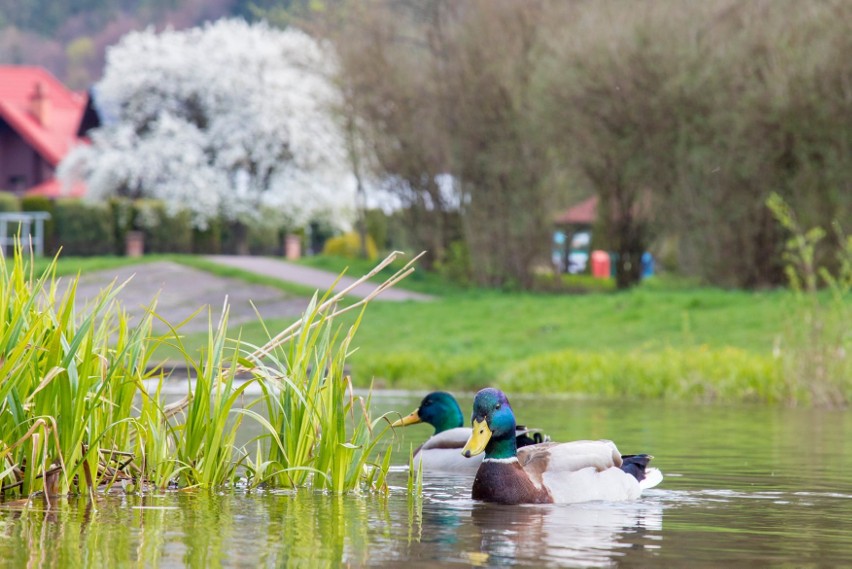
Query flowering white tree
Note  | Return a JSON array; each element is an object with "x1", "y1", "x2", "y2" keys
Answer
[{"x1": 60, "y1": 19, "x2": 356, "y2": 233}]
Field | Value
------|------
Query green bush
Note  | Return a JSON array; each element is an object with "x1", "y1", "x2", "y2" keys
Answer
[
  {"x1": 323, "y1": 232, "x2": 378, "y2": 260},
  {"x1": 134, "y1": 200, "x2": 192, "y2": 253},
  {"x1": 248, "y1": 215, "x2": 282, "y2": 256},
  {"x1": 108, "y1": 197, "x2": 135, "y2": 255},
  {"x1": 497, "y1": 347, "x2": 788, "y2": 404},
  {"x1": 19, "y1": 195, "x2": 56, "y2": 254},
  {"x1": 353, "y1": 351, "x2": 495, "y2": 391},
  {"x1": 193, "y1": 218, "x2": 223, "y2": 254},
  {"x1": 364, "y1": 209, "x2": 389, "y2": 251},
  {"x1": 0, "y1": 192, "x2": 20, "y2": 213},
  {"x1": 434, "y1": 240, "x2": 472, "y2": 286},
  {"x1": 219, "y1": 221, "x2": 242, "y2": 254},
  {"x1": 19, "y1": 195, "x2": 52, "y2": 214},
  {"x1": 52, "y1": 199, "x2": 115, "y2": 255}
]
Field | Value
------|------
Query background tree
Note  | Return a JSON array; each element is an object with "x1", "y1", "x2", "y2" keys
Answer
[
  {"x1": 540, "y1": 3, "x2": 684, "y2": 288},
  {"x1": 541, "y1": 0, "x2": 851, "y2": 288},
  {"x1": 320, "y1": 1, "x2": 457, "y2": 270},
  {"x1": 657, "y1": 1, "x2": 852, "y2": 287},
  {"x1": 326, "y1": 1, "x2": 557, "y2": 285},
  {"x1": 60, "y1": 19, "x2": 356, "y2": 252}
]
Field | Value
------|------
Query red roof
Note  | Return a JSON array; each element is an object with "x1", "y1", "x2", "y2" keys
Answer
[
  {"x1": 555, "y1": 196, "x2": 598, "y2": 224},
  {"x1": 0, "y1": 66, "x2": 87, "y2": 167},
  {"x1": 25, "y1": 178, "x2": 86, "y2": 198}
]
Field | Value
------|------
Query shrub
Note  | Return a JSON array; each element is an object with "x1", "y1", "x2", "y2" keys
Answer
[
  {"x1": 0, "y1": 192, "x2": 20, "y2": 213},
  {"x1": 351, "y1": 351, "x2": 494, "y2": 391},
  {"x1": 767, "y1": 193, "x2": 851, "y2": 407},
  {"x1": 248, "y1": 213, "x2": 282, "y2": 255},
  {"x1": 20, "y1": 195, "x2": 56, "y2": 249},
  {"x1": 134, "y1": 199, "x2": 192, "y2": 253},
  {"x1": 365, "y1": 209, "x2": 389, "y2": 250},
  {"x1": 323, "y1": 232, "x2": 378, "y2": 260},
  {"x1": 52, "y1": 199, "x2": 115, "y2": 255},
  {"x1": 434, "y1": 240, "x2": 472, "y2": 286},
  {"x1": 108, "y1": 197, "x2": 135, "y2": 255},
  {"x1": 497, "y1": 348, "x2": 787, "y2": 404},
  {"x1": 192, "y1": 218, "x2": 223, "y2": 254}
]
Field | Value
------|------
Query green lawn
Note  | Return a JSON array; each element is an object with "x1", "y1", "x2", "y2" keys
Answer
[
  {"x1": 161, "y1": 268, "x2": 800, "y2": 399},
  {"x1": 33, "y1": 253, "x2": 847, "y2": 403},
  {"x1": 294, "y1": 253, "x2": 466, "y2": 295}
]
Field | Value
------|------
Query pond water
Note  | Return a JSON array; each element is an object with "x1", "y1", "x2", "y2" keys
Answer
[{"x1": 1, "y1": 391, "x2": 851, "y2": 568}]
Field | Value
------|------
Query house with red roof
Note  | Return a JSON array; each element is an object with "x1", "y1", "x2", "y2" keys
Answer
[
  {"x1": 0, "y1": 66, "x2": 87, "y2": 197},
  {"x1": 554, "y1": 195, "x2": 598, "y2": 227},
  {"x1": 553, "y1": 196, "x2": 598, "y2": 274}
]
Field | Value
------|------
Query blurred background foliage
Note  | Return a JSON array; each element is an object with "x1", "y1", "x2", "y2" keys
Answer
[{"x1": 2, "y1": 0, "x2": 849, "y2": 291}]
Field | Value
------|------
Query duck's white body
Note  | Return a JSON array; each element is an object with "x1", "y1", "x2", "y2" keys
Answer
[{"x1": 517, "y1": 440, "x2": 663, "y2": 503}]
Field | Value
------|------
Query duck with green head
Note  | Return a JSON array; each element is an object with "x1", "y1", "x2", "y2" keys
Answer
[
  {"x1": 391, "y1": 391, "x2": 547, "y2": 472},
  {"x1": 462, "y1": 388, "x2": 662, "y2": 504}
]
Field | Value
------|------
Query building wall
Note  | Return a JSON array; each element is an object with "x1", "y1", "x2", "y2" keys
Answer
[{"x1": 0, "y1": 119, "x2": 50, "y2": 193}]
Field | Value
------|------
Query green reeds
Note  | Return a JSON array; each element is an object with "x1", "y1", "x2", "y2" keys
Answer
[
  {"x1": 767, "y1": 194, "x2": 851, "y2": 406},
  {"x1": 0, "y1": 243, "x2": 419, "y2": 500},
  {"x1": 0, "y1": 244, "x2": 158, "y2": 498},
  {"x1": 245, "y1": 295, "x2": 402, "y2": 491}
]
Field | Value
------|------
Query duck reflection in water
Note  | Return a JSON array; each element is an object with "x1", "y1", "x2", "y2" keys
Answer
[{"x1": 467, "y1": 501, "x2": 663, "y2": 567}]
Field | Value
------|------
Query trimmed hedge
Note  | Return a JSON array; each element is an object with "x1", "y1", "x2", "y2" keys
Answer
[
  {"x1": 52, "y1": 199, "x2": 115, "y2": 256},
  {"x1": 108, "y1": 197, "x2": 135, "y2": 255},
  {"x1": 0, "y1": 192, "x2": 20, "y2": 213},
  {"x1": 192, "y1": 219, "x2": 223, "y2": 254},
  {"x1": 134, "y1": 199, "x2": 193, "y2": 254},
  {"x1": 248, "y1": 211, "x2": 283, "y2": 256},
  {"x1": 1, "y1": 194, "x2": 297, "y2": 257}
]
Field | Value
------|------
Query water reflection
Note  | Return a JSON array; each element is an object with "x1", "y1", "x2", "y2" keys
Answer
[
  {"x1": 1, "y1": 394, "x2": 851, "y2": 567},
  {"x1": 468, "y1": 501, "x2": 663, "y2": 568},
  {"x1": 383, "y1": 472, "x2": 665, "y2": 568},
  {"x1": 0, "y1": 483, "x2": 665, "y2": 568}
]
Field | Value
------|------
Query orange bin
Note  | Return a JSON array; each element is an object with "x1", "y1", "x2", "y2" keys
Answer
[{"x1": 591, "y1": 250, "x2": 611, "y2": 279}]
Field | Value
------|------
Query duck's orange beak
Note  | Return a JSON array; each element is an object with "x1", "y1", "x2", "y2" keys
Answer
[
  {"x1": 391, "y1": 409, "x2": 422, "y2": 428},
  {"x1": 462, "y1": 419, "x2": 492, "y2": 458}
]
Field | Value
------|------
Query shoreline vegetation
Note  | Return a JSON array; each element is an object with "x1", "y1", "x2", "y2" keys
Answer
[
  {"x1": 0, "y1": 248, "x2": 420, "y2": 500},
  {"x1": 147, "y1": 258, "x2": 845, "y2": 407},
  {"x1": 38, "y1": 247, "x2": 850, "y2": 407},
  {"x1": 3, "y1": 228, "x2": 848, "y2": 502}
]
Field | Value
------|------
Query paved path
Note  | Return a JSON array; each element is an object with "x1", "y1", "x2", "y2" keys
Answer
[
  {"x1": 204, "y1": 255, "x2": 433, "y2": 302},
  {"x1": 71, "y1": 256, "x2": 430, "y2": 334},
  {"x1": 75, "y1": 261, "x2": 310, "y2": 334}
]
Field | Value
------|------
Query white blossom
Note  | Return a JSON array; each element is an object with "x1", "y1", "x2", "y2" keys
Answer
[{"x1": 60, "y1": 19, "x2": 355, "y2": 230}]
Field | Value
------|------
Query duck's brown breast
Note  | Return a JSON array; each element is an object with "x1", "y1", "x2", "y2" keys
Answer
[{"x1": 471, "y1": 460, "x2": 552, "y2": 505}]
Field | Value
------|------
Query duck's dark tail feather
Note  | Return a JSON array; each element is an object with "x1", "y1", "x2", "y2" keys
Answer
[
  {"x1": 621, "y1": 454, "x2": 663, "y2": 489},
  {"x1": 514, "y1": 426, "x2": 550, "y2": 448}
]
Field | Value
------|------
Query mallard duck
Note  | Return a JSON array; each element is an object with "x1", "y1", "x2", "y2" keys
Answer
[
  {"x1": 391, "y1": 391, "x2": 547, "y2": 472},
  {"x1": 461, "y1": 388, "x2": 663, "y2": 504}
]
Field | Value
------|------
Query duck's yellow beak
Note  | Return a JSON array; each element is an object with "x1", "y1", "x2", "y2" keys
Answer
[
  {"x1": 391, "y1": 410, "x2": 422, "y2": 428},
  {"x1": 462, "y1": 419, "x2": 491, "y2": 458}
]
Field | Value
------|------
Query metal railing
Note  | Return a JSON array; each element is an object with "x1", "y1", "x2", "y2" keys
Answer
[{"x1": 0, "y1": 212, "x2": 51, "y2": 256}]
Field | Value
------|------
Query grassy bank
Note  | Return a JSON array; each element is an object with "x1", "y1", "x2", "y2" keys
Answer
[
  {"x1": 42, "y1": 253, "x2": 850, "y2": 405},
  {"x1": 306, "y1": 287, "x2": 796, "y2": 397},
  {"x1": 162, "y1": 274, "x2": 827, "y2": 402}
]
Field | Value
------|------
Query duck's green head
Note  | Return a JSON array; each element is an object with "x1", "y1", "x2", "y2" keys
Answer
[
  {"x1": 462, "y1": 388, "x2": 517, "y2": 460},
  {"x1": 391, "y1": 391, "x2": 464, "y2": 435}
]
